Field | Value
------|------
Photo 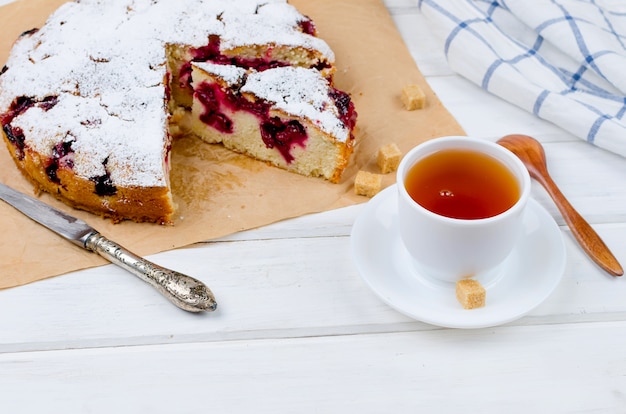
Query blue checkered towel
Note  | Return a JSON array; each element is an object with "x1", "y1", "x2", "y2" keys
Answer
[{"x1": 418, "y1": 0, "x2": 626, "y2": 157}]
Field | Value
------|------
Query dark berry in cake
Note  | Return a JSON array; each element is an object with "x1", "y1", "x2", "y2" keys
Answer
[
  {"x1": 2, "y1": 124, "x2": 26, "y2": 160},
  {"x1": 191, "y1": 36, "x2": 290, "y2": 72},
  {"x1": 92, "y1": 173, "x2": 117, "y2": 196},
  {"x1": 46, "y1": 140, "x2": 75, "y2": 183},
  {"x1": 40, "y1": 95, "x2": 59, "y2": 111},
  {"x1": 91, "y1": 158, "x2": 117, "y2": 196},
  {"x1": 260, "y1": 118, "x2": 307, "y2": 163},
  {"x1": 329, "y1": 89, "x2": 357, "y2": 130},
  {"x1": 298, "y1": 18, "x2": 317, "y2": 36},
  {"x1": 195, "y1": 82, "x2": 234, "y2": 133},
  {"x1": 19, "y1": 28, "x2": 39, "y2": 38}
]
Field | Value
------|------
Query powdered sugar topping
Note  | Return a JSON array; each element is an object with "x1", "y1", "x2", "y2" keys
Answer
[
  {"x1": 243, "y1": 67, "x2": 350, "y2": 142},
  {"x1": 0, "y1": 0, "x2": 335, "y2": 187}
]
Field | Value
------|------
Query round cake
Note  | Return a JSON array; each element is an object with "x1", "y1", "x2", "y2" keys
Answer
[{"x1": 0, "y1": 0, "x2": 357, "y2": 224}]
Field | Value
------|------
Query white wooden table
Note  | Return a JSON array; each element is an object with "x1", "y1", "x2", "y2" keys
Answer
[{"x1": 2, "y1": 0, "x2": 626, "y2": 412}]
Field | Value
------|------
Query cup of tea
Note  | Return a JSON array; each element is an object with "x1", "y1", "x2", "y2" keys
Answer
[{"x1": 396, "y1": 136, "x2": 531, "y2": 283}]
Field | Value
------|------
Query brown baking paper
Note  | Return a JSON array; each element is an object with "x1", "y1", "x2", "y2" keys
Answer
[{"x1": 0, "y1": 0, "x2": 465, "y2": 289}]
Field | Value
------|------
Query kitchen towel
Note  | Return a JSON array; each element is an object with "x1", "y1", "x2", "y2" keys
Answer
[{"x1": 419, "y1": 0, "x2": 626, "y2": 157}]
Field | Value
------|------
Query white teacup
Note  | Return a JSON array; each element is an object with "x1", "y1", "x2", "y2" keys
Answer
[{"x1": 396, "y1": 136, "x2": 531, "y2": 283}]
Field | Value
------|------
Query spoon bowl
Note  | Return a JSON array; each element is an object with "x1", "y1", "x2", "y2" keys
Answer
[{"x1": 497, "y1": 134, "x2": 623, "y2": 277}]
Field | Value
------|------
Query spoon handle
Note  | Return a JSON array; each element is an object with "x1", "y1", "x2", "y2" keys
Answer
[{"x1": 533, "y1": 172, "x2": 623, "y2": 276}]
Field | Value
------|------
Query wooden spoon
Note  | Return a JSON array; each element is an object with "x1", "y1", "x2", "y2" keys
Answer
[{"x1": 497, "y1": 134, "x2": 623, "y2": 277}]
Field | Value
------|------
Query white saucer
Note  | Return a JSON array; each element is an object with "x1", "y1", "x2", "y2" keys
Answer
[{"x1": 350, "y1": 185, "x2": 566, "y2": 329}]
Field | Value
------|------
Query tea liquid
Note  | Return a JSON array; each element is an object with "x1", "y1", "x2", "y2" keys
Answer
[{"x1": 405, "y1": 148, "x2": 520, "y2": 219}]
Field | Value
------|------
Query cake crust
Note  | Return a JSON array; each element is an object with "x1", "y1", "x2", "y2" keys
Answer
[{"x1": 1, "y1": 127, "x2": 175, "y2": 224}]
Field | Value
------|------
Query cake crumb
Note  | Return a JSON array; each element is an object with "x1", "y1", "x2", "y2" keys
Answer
[
  {"x1": 401, "y1": 84, "x2": 426, "y2": 110},
  {"x1": 354, "y1": 170, "x2": 382, "y2": 198},
  {"x1": 456, "y1": 279, "x2": 486, "y2": 310},
  {"x1": 377, "y1": 143, "x2": 402, "y2": 174}
]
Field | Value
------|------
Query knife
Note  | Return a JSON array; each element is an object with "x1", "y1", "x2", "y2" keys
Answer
[{"x1": 0, "y1": 182, "x2": 217, "y2": 313}]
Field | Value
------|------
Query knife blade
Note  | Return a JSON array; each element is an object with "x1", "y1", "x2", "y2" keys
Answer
[{"x1": 0, "y1": 182, "x2": 217, "y2": 313}]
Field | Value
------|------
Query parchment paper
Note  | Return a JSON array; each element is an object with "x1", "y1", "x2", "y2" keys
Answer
[{"x1": 0, "y1": 0, "x2": 465, "y2": 288}]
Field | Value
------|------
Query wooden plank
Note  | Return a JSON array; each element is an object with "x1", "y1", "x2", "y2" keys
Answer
[
  {"x1": 1, "y1": 323, "x2": 626, "y2": 412},
  {"x1": 1, "y1": 218, "x2": 625, "y2": 352}
]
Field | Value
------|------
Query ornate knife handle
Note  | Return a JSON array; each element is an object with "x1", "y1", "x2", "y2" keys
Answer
[{"x1": 84, "y1": 233, "x2": 217, "y2": 312}]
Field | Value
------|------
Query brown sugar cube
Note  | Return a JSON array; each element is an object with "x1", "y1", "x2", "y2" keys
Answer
[
  {"x1": 377, "y1": 143, "x2": 403, "y2": 174},
  {"x1": 354, "y1": 170, "x2": 383, "y2": 198},
  {"x1": 456, "y1": 279, "x2": 486, "y2": 310},
  {"x1": 401, "y1": 84, "x2": 426, "y2": 110}
]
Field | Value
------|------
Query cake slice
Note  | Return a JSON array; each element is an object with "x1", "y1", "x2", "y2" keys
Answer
[{"x1": 184, "y1": 63, "x2": 357, "y2": 182}]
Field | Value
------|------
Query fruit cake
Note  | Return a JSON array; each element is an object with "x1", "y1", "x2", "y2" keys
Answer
[{"x1": 0, "y1": 0, "x2": 357, "y2": 224}]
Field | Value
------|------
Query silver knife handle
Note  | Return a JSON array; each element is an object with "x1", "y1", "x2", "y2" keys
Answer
[{"x1": 84, "y1": 233, "x2": 217, "y2": 312}]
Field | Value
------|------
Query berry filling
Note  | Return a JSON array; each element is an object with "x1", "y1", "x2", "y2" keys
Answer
[
  {"x1": 19, "y1": 28, "x2": 39, "y2": 38},
  {"x1": 1, "y1": 95, "x2": 59, "y2": 124},
  {"x1": 178, "y1": 62, "x2": 192, "y2": 89},
  {"x1": 93, "y1": 174, "x2": 117, "y2": 196},
  {"x1": 260, "y1": 118, "x2": 307, "y2": 163},
  {"x1": 91, "y1": 157, "x2": 117, "y2": 196},
  {"x1": 39, "y1": 95, "x2": 59, "y2": 112},
  {"x1": 194, "y1": 82, "x2": 234, "y2": 133},
  {"x1": 195, "y1": 80, "x2": 308, "y2": 163},
  {"x1": 1, "y1": 96, "x2": 36, "y2": 124},
  {"x1": 191, "y1": 36, "x2": 291, "y2": 72},
  {"x1": 1, "y1": 95, "x2": 60, "y2": 160},
  {"x1": 329, "y1": 89, "x2": 357, "y2": 130},
  {"x1": 2, "y1": 124, "x2": 25, "y2": 160},
  {"x1": 46, "y1": 139, "x2": 75, "y2": 184},
  {"x1": 298, "y1": 18, "x2": 317, "y2": 36},
  {"x1": 179, "y1": 36, "x2": 332, "y2": 89}
]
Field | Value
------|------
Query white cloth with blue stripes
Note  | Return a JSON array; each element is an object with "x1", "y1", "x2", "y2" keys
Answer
[{"x1": 418, "y1": 0, "x2": 626, "y2": 157}]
